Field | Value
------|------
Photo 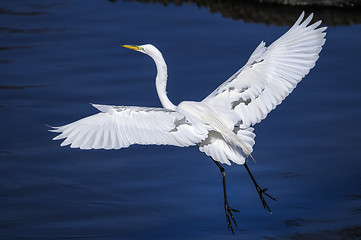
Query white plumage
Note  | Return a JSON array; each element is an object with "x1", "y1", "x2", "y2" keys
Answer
[
  {"x1": 51, "y1": 12, "x2": 326, "y2": 166},
  {"x1": 53, "y1": 104, "x2": 209, "y2": 149}
]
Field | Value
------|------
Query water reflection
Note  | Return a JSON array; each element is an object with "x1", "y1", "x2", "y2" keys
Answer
[
  {"x1": 119, "y1": 0, "x2": 361, "y2": 25},
  {"x1": 0, "y1": 60, "x2": 13, "y2": 64},
  {"x1": 0, "y1": 7, "x2": 47, "y2": 16},
  {"x1": 0, "y1": 85, "x2": 40, "y2": 90},
  {"x1": 285, "y1": 225, "x2": 361, "y2": 239},
  {"x1": 0, "y1": 46, "x2": 33, "y2": 50},
  {"x1": 0, "y1": 27, "x2": 73, "y2": 34}
]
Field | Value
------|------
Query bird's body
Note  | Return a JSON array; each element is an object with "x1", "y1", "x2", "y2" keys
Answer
[{"x1": 50, "y1": 12, "x2": 326, "y2": 233}]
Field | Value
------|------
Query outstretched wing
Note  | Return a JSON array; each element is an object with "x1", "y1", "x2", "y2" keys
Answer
[
  {"x1": 50, "y1": 104, "x2": 208, "y2": 149},
  {"x1": 202, "y1": 12, "x2": 327, "y2": 129}
]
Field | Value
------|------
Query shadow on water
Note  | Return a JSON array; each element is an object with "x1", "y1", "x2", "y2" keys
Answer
[
  {"x1": 285, "y1": 225, "x2": 361, "y2": 240},
  {"x1": 0, "y1": 84, "x2": 52, "y2": 90},
  {"x1": 0, "y1": 7, "x2": 47, "y2": 16},
  {"x1": 116, "y1": 0, "x2": 361, "y2": 25}
]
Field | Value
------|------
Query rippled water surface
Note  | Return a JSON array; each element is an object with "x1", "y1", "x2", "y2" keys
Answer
[{"x1": 1, "y1": 1, "x2": 361, "y2": 239}]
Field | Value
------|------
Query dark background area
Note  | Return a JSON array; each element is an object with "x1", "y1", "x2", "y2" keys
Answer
[{"x1": 0, "y1": 1, "x2": 361, "y2": 239}]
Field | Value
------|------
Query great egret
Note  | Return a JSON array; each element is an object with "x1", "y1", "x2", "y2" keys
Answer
[{"x1": 50, "y1": 12, "x2": 326, "y2": 233}]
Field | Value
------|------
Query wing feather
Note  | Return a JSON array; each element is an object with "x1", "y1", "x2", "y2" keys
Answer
[
  {"x1": 50, "y1": 104, "x2": 208, "y2": 149},
  {"x1": 203, "y1": 12, "x2": 326, "y2": 129}
]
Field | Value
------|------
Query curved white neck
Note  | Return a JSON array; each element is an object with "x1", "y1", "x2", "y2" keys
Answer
[{"x1": 153, "y1": 55, "x2": 176, "y2": 110}]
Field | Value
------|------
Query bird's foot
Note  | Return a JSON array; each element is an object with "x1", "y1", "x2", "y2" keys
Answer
[
  {"x1": 255, "y1": 186, "x2": 277, "y2": 213},
  {"x1": 224, "y1": 202, "x2": 240, "y2": 234}
]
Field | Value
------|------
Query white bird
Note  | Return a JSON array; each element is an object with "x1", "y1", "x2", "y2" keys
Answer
[{"x1": 50, "y1": 12, "x2": 326, "y2": 233}]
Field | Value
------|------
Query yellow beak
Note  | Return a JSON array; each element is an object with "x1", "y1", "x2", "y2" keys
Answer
[{"x1": 122, "y1": 45, "x2": 140, "y2": 51}]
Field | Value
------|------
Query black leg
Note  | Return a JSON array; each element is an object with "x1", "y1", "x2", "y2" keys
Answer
[
  {"x1": 212, "y1": 158, "x2": 239, "y2": 234},
  {"x1": 244, "y1": 162, "x2": 277, "y2": 213}
]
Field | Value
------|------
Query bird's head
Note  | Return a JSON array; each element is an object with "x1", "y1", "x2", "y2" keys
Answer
[
  {"x1": 122, "y1": 44, "x2": 146, "y2": 53},
  {"x1": 122, "y1": 44, "x2": 163, "y2": 60}
]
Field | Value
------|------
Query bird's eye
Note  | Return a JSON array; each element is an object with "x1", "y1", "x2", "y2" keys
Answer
[{"x1": 137, "y1": 46, "x2": 145, "y2": 51}]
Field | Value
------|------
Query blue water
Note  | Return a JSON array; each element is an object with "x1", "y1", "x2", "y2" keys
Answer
[{"x1": 1, "y1": 1, "x2": 361, "y2": 239}]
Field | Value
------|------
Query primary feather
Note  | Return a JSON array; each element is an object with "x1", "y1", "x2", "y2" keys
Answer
[{"x1": 203, "y1": 12, "x2": 327, "y2": 129}]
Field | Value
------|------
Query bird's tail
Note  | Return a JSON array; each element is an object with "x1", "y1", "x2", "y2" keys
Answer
[
  {"x1": 201, "y1": 106, "x2": 256, "y2": 162},
  {"x1": 222, "y1": 129, "x2": 256, "y2": 162}
]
